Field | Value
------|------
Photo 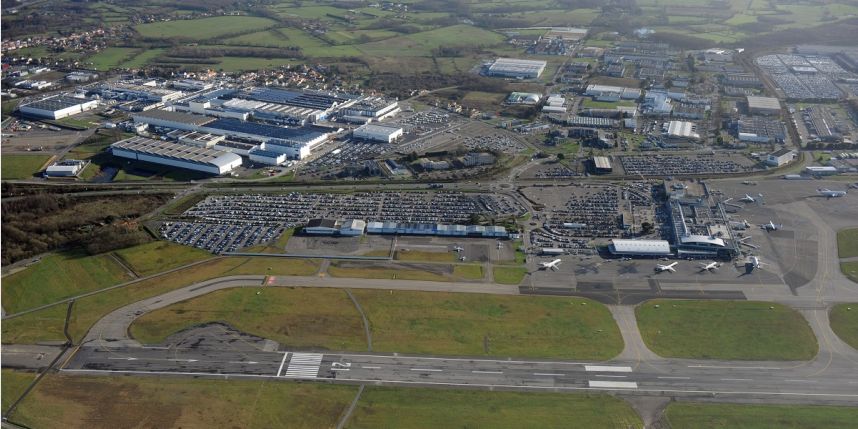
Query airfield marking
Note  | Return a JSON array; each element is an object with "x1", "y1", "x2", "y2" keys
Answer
[
  {"x1": 472, "y1": 370, "x2": 503, "y2": 374},
  {"x1": 533, "y1": 373, "x2": 564, "y2": 376},
  {"x1": 276, "y1": 352, "x2": 290, "y2": 377},
  {"x1": 588, "y1": 380, "x2": 638, "y2": 389},
  {"x1": 585, "y1": 365, "x2": 632, "y2": 373},
  {"x1": 282, "y1": 353, "x2": 324, "y2": 378},
  {"x1": 410, "y1": 368, "x2": 443, "y2": 372}
]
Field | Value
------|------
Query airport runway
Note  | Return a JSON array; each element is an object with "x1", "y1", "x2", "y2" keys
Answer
[{"x1": 64, "y1": 341, "x2": 858, "y2": 405}]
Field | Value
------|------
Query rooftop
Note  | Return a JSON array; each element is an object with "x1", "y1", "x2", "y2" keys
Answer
[
  {"x1": 111, "y1": 136, "x2": 240, "y2": 168},
  {"x1": 133, "y1": 109, "x2": 215, "y2": 127},
  {"x1": 747, "y1": 96, "x2": 781, "y2": 111},
  {"x1": 203, "y1": 118, "x2": 329, "y2": 143},
  {"x1": 21, "y1": 95, "x2": 92, "y2": 111}
]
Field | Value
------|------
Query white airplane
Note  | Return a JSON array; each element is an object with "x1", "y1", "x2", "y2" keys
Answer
[
  {"x1": 818, "y1": 188, "x2": 847, "y2": 198},
  {"x1": 747, "y1": 256, "x2": 768, "y2": 270},
  {"x1": 540, "y1": 259, "x2": 562, "y2": 271},
  {"x1": 698, "y1": 261, "x2": 721, "y2": 271},
  {"x1": 760, "y1": 220, "x2": 783, "y2": 231},
  {"x1": 739, "y1": 193, "x2": 757, "y2": 203},
  {"x1": 452, "y1": 245, "x2": 464, "y2": 253},
  {"x1": 655, "y1": 262, "x2": 678, "y2": 273}
]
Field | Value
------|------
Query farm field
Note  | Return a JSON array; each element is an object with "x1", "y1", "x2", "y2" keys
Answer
[
  {"x1": 134, "y1": 16, "x2": 276, "y2": 40},
  {"x1": 636, "y1": 300, "x2": 818, "y2": 360},
  {"x1": 85, "y1": 47, "x2": 139, "y2": 70}
]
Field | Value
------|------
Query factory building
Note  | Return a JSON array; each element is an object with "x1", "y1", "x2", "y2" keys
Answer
[
  {"x1": 45, "y1": 159, "x2": 87, "y2": 177},
  {"x1": 110, "y1": 136, "x2": 242, "y2": 175},
  {"x1": 19, "y1": 95, "x2": 98, "y2": 119},
  {"x1": 590, "y1": 156, "x2": 613, "y2": 174},
  {"x1": 242, "y1": 87, "x2": 359, "y2": 119},
  {"x1": 486, "y1": 58, "x2": 547, "y2": 79},
  {"x1": 353, "y1": 123, "x2": 404, "y2": 143},
  {"x1": 805, "y1": 166, "x2": 838, "y2": 175},
  {"x1": 248, "y1": 147, "x2": 288, "y2": 166},
  {"x1": 101, "y1": 82, "x2": 183, "y2": 103},
  {"x1": 340, "y1": 219, "x2": 367, "y2": 236},
  {"x1": 665, "y1": 120, "x2": 700, "y2": 142},
  {"x1": 737, "y1": 116, "x2": 786, "y2": 143},
  {"x1": 337, "y1": 97, "x2": 400, "y2": 122},
  {"x1": 304, "y1": 219, "x2": 340, "y2": 235},
  {"x1": 746, "y1": 96, "x2": 781, "y2": 115},
  {"x1": 200, "y1": 118, "x2": 330, "y2": 149},
  {"x1": 261, "y1": 138, "x2": 314, "y2": 160},
  {"x1": 608, "y1": 239, "x2": 672, "y2": 256},
  {"x1": 132, "y1": 109, "x2": 214, "y2": 131},
  {"x1": 766, "y1": 148, "x2": 794, "y2": 167},
  {"x1": 584, "y1": 85, "x2": 641, "y2": 102}
]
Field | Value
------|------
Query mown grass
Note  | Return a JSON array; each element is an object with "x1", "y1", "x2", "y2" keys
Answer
[
  {"x1": 665, "y1": 402, "x2": 858, "y2": 429},
  {"x1": 830, "y1": 303, "x2": 858, "y2": 350},
  {"x1": 452, "y1": 264, "x2": 483, "y2": 280},
  {"x1": 493, "y1": 266, "x2": 527, "y2": 285},
  {"x1": 85, "y1": 47, "x2": 139, "y2": 70},
  {"x1": 2, "y1": 369, "x2": 35, "y2": 413},
  {"x1": 636, "y1": 300, "x2": 818, "y2": 360},
  {"x1": 114, "y1": 241, "x2": 212, "y2": 276},
  {"x1": 134, "y1": 16, "x2": 276, "y2": 40},
  {"x1": 842, "y1": 261, "x2": 858, "y2": 284},
  {"x1": 130, "y1": 287, "x2": 365, "y2": 349},
  {"x1": 346, "y1": 387, "x2": 642, "y2": 429},
  {"x1": 327, "y1": 264, "x2": 450, "y2": 282},
  {"x1": 353, "y1": 291, "x2": 622, "y2": 359},
  {"x1": 1, "y1": 154, "x2": 52, "y2": 179},
  {"x1": 836, "y1": 228, "x2": 858, "y2": 258},
  {"x1": 1, "y1": 250, "x2": 133, "y2": 314},
  {"x1": 9, "y1": 373, "x2": 356, "y2": 429}
]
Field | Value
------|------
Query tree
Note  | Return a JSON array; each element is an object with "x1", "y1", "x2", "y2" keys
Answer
[{"x1": 557, "y1": 153, "x2": 566, "y2": 160}]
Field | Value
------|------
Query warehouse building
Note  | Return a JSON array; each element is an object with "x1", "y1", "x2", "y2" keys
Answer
[
  {"x1": 665, "y1": 120, "x2": 700, "y2": 142},
  {"x1": 353, "y1": 123, "x2": 404, "y2": 143},
  {"x1": 132, "y1": 109, "x2": 214, "y2": 131},
  {"x1": 110, "y1": 136, "x2": 242, "y2": 175},
  {"x1": 45, "y1": 159, "x2": 87, "y2": 177},
  {"x1": 174, "y1": 131, "x2": 225, "y2": 148},
  {"x1": 261, "y1": 138, "x2": 314, "y2": 160},
  {"x1": 746, "y1": 96, "x2": 781, "y2": 115},
  {"x1": 486, "y1": 58, "x2": 547, "y2": 79},
  {"x1": 591, "y1": 156, "x2": 613, "y2": 174},
  {"x1": 242, "y1": 87, "x2": 359, "y2": 119},
  {"x1": 19, "y1": 95, "x2": 98, "y2": 119},
  {"x1": 340, "y1": 219, "x2": 367, "y2": 236},
  {"x1": 200, "y1": 118, "x2": 331, "y2": 148},
  {"x1": 766, "y1": 148, "x2": 794, "y2": 167},
  {"x1": 248, "y1": 147, "x2": 288, "y2": 165},
  {"x1": 304, "y1": 219, "x2": 340, "y2": 235},
  {"x1": 737, "y1": 116, "x2": 786, "y2": 143},
  {"x1": 609, "y1": 239, "x2": 672, "y2": 256},
  {"x1": 337, "y1": 97, "x2": 400, "y2": 122},
  {"x1": 101, "y1": 82, "x2": 183, "y2": 103}
]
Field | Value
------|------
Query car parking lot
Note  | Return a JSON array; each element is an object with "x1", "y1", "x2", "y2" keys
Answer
[
  {"x1": 619, "y1": 153, "x2": 759, "y2": 176},
  {"x1": 159, "y1": 222, "x2": 282, "y2": 253}
]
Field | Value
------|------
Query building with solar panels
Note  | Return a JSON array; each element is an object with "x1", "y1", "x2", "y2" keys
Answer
[
  {"x1": 199, "y1": 118, "x2": 332, "y2": 157},
  {"x1": 241, "y1": 87, "x2": 359, "y2": 119},
  {"x1": 110, "y1": 136, "x2": 242, "y2": 175},
  {"x1": 19, "y1": 95, "x2": 98, "y2": 119}
]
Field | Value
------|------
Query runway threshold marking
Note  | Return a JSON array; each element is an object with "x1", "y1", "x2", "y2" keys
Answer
[
  {"x1": 594, "y1": 375, "x2": 627, "y2": 378},
  {"x1": 410, "y1": 368, "x2": 443, "y2": 372},
  {"x1": 276, "y1": 352, "x2": 290, "y2": 377},
  {"x1": 361, "y1": 366, "x2": 381, "y2": 370},
  {"x1": 282, "y1": 353, "x2": 324, "y2": 378},
  {"x1": 585, "y1": 365, "x2": 632, "y2": 373},
  {"x1": 588, "y1": 380, "x2": 638, "y2": 389}
]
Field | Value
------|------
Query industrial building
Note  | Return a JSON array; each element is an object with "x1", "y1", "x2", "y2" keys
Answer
[
  {"x1": 737, "y1": 116, "x2": 786, "y2": 143},
  {"x1": 668, "y1": 198, "x2": 740, "y2": 259},
  {"x1": 665, "y1": 120, "x2": 700, "y2": 142},
  {"x1": 132, "y1": 109, "x2": 215, "y2": 131},
  {"x1": 584, "y1": 85, "x2": 641, "y2": 101},
  {"x1": 243, "y1": 87, "x2": 359, "y2": 115},
  {"x1": 766, "y1": 148, "x2": 794, "y2": 167},
  {"x1": 591, "y1": 156, "x2": 613, "y2": 174},
  {"x1": 110, "y1": 136, "x2": 243, "y2": 175},
  {"x1": 19, "y1": 95, "x2": 98, "y2": 119},
  {"x1": 200, "y1": 118, "x2": 331, "y2": 147},
  {"x1": 353, "y1": 123, "x2": 404, "y2": 143},
  {"x1": 337, "y1": 97, "x2": 400, "y2": 122},
  {"x1": 44, "y1": 159, "x2": 87, "y2": 177},
  {"x1": 746, "y1": 96, "x2": 781, "y2": 115},
  {"x1": 174, "y1": 131, "x2": 226, "y2": 148},
  {"x1": 248, "y1": 147, "x2": 288, "y2": 166},
  {"x1": 486, "y1": 58, "x2": 547, "y2": 79},
  {"x1": 101, "y1": 82, "x2": 184, "y2": 103},
  {"x1": 608, "y1": 239, "x2": 671, "y2": 256}
]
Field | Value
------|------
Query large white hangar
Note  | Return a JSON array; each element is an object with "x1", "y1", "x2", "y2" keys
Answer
[
  {"x1": 19, "y1": 95, "x2": 98, "y2": 120},
  {"x1": 486, "y1": 58, "x2": 547, "y2": 79},
  {"x1": 608, "y1": 239, "x2": 672, "y2": 256},
  {"x1": 110, "y1": 136, "x2": 242, "y2": 175},
  {"x1": 353, "y1": 123, "x2": 404, "y2": 143}
]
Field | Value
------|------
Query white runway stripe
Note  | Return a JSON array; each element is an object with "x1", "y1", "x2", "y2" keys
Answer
[
  {"x1": 282, "y1": 353, "x2": 324, "y2": 378},
  {"x1": 588, "y1": 380, "x2": 638, "y2": 389},
  {"x1": 585, "y1": 365, "x2": 632, "y2": 373}
]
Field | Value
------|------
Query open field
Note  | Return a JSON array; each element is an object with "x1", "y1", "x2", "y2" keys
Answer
[
  {"x1": 114, "y1": 241, "x2": 211, "y2": 276},
  {"x1": 131, "y1": 287, "x2": 365, "y2": 349},
  {"x1": 134, "y1": 16, "x2": 276, "y2": 40},
  {"x1": 2, "y1": 256, "x2": 321, "y2": 344},
  {"x1": 327, "y1": 264, "x2": 451, "y2": 282},
  {"x1": 493, "y1": 266, "x2": 527, "y2": 285},
  {"x1": 664, "y1": 402, "x2": 858, "y2": 429},
  {"x1": 842, "y1": 262, "x2": 858, "y2": 284},
  {"x1": 352, "y1": 291, "x2": 622, "y2": 359},
  {"x1": 830, "y1": 303, "x2": 858, "y2": 350},
  {"x1": 346, "y1": 387, "x2": 641, "y2": 429},
  {"x1": 2, "y1": 369, "x2": 34, "y2": 413},
  {"x1": 120, "y1": 48, "x2": 165, "y2": 68},
  {"x1": 8, "y1": 374, "x2": 356, "y2": 429},
  {"x1": 358, "y1": 25, "x2": 505, "y2": 57},
  {"x1": 452, "y1": 264, "x2": 484, "y2": 280},
  {"x1": 1, "y1": 250, "x2": 133, "y2": 314},
  {"x1": 85, "y1": 47, "x2": 139, "y2": 70},
  {"x1": 394, "y1": 250, "x2": 455, "y2": 262},
  {"x1": 1, "y1": 154, "x2": 52, "y2": 179},
  {"x1": 636, "y1": 300, "x2": 818, "y2": 360},
  {"x1": 837, "y1": 228, "x2": 858, "y2": 258}
]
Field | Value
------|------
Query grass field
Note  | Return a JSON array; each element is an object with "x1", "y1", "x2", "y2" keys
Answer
[
  {"x1": 346, "y1": 387, "x2": 641, "y2": 428},
  {"x1": 842, "y1": 261, "x2": 858, "y2": 284},
  {"x1": 493, "y1": 266, "x2": 527, "y2": 285},
  {"x1": 131, "y1": 287, "x2": 366, "y2": 348},
  {"x1": 120, "y1": 48, "x2": 165, "y2": 68},
  {"x1": 837, "y1": 228, "x2": 858, "y2": 258},
  {"x1": 327, "y1": 264, "x2": 451, "y2": 282},
  {"x1": 665, "y1": 402, "x2": 858, "y2": 429},
  {"x1": 2, "y1": 369, "x2": 35, "y2": 413},
  {"x1": 636, "y1": 300, "x2": 818, "y2": 360},
  {"x1": 830, "y1": 303, "x2": 858, "y2": 350},
  {"x1": 352, "y1": 291, "x2": 622, "y2": 359},
  {"x1": 359, "y1": 25, "x2": 505, "y2": 57},
  {"x1": 452, "y1": 264, "x2": 484, "y2": 280},
  {"x1": 86, "y1": 47, "x2": 139, "y2": 70},
  {"x1": 1, "y1": 304, "x2": 69, "y2": 343},
  {"x1": 114, "y1": 241, "x2": 211, "y2": 276},
  {"x1": 8, "y1": 374, "x2": 356, "y2": 429},
  {"x1": 394, "y1": 250, "x2": 455, "y2": 262},
  {"x1": 1, "y1": 154, "x2": 52, "y2": 179},
  {"x1": 582, "y1": 99, "x2": 636, "y2": 109},
  {"x1": 134, "y1": 16, "x2": 276, "y2": 40},
  {"x1": 1, "y1": 250, "x2": 133, "y2": 314}
]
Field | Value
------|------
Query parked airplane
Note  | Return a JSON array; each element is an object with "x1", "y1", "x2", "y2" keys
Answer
[
  {"x1": 452, "y1": 245, "x2": 464, "y2": 253},
  {"x1": 818, "y1": 188, "x2": 847, "y2": 198},
  {"x1": 739, "y1": 193, "x2": 757, "y2": 203},
  {"x1": 760, "y1": 220, "x2": 783, "y2": 231},
  {"x1": 698, "y1": 261, "x2": 721, "y2": 271},
  {"x1": 655, "y1": 262, "x2": 678, "y2": 273},
  {"x1": 747, "y1": 255, "x2": 768, "y2": 270},
  {"x1": 540, "y1": 259, "x2": 562, "y2": 271}
]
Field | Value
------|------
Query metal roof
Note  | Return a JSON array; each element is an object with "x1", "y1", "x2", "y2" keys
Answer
[
  {"x1": 111, "y1": 136, "x2": 240, "y2": 168},
  {"x1": 21, "y1": 95, "x2": 93, "y2": 112},
  {"x1": 610, "y1": 239, "x2": 671, "y2": 254},
  {"x1": 133, "y1": 109, "x2": 214, "y2": 126},
  {"x1": 679, "y1": 235, "x2": 725, "y2": 247},
  {"x1": 746, "y1": 96, "x2": 780, "y2": 111},
  {"x1": 204, "y1": 118, "x2": 328, "y2": 143}
]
